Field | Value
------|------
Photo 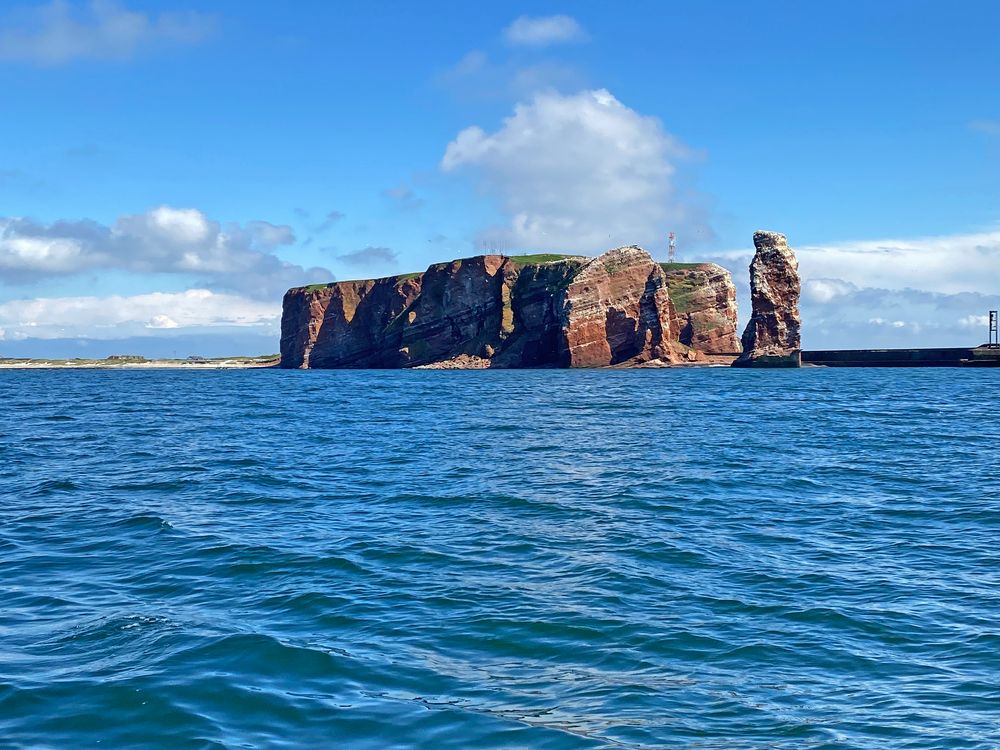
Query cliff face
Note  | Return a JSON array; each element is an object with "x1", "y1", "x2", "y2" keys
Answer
[
  {"x1": 732, "y1": 230, "x2": 801, "y2": 368},
  {"x1": 662, "y1": 263, "x2": 740, "y2": 354},
  {"x1": 279, "y1": 276, "x2": 421, "y2": 368},
  {"x1": 397, "y1": 255, "x2": 513, "y2": 367},
  {"x1": 281, "y1": 245, "x2": 728, "y2": 369},
  {"x1": 562, "y1": 246, "x2": 685, "y2": 366}
]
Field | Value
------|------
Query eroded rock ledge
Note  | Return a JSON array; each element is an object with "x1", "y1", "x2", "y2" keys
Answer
[{"x1": 280, "y1": 246, "x2": 740, "y2": 369}]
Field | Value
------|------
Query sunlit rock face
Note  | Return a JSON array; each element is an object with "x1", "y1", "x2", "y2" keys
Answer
[
  {"x1": 732, "y1": 230, "x2": 801, "y2": 368},
  {"x1": 560, "y1": 246, "x2": 690, "y2": 367},
  {"x1": 662, "y1": 263, "x2": 740, "y2": 355}
]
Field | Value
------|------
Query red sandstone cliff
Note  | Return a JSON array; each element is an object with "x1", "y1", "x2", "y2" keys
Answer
[
  {"x1": 661, "y1": 263, "x2": 740, "y2": 354},
  {"x1": 732, "y1": 230, "x2": 801, "y2": 368},
  {"x1": 279, "y1": 275, "x2": 421, "y2": 368},
  {"x1": 281, "y1": 246, "x2": 732, "y2": 369},
  {"x1": 561, "y1": 246, "x2": 689, "y2": 366}
]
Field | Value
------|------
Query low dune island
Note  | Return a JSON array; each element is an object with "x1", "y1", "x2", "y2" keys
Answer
[
  {"x1": 0, "y1": 355, "x2": 280, "y2": 370},
  {"x1": 281, "y1": 231, "x2": 801, "y2": 369}
]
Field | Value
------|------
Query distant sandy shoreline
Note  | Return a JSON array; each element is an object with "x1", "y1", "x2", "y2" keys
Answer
[
  {"x1": 0, "y1": 355, "x2": 744, "y2": 370},
  {"x1": 0, "y1": 357, "x2": 280, "y2": 370}
]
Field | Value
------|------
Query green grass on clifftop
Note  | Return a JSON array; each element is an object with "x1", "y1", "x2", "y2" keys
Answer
[
  {"x1": 659, "y1": 262, "x2": 706, "y2": 271},
  {"x1": 509, "y1": 254, "x2": 577, "y2": 265},
  {"x1": 294, "y1": 259, "x2": 706, "y2": 294},
  {"x1": 295, "y1": 271, "x2": 421, "y2": 293}
]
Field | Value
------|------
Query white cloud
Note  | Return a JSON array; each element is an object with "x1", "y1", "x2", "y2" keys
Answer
[
  {"x1": 795, "y1": 230, "x2": 1000, "y2": 295},
  {"x1": 867, "y1": 318, "x2": 908, "y2": 329},
  {"x1": 0, "y1": 289, "x2": 279, "y2": 340},
  {"x1": 712, "y1": 229, "x2": 1000, "y2": 297},
  {"x1": 970, "y1": 119, "x2": 1000, "y2": 136},
  {"x1": 146, "y1": 314, "x2": 178, "y2": 329},
  {"x1": 0, "y1": 0, "x2": 213, "y2": 65},
  {"x1": 0, "y1": 205, "x2": 331, "y2": 298},
  {"x1": 441, "y1": 89, "x2": 702, "y2": 252},
  {"x1": 704, "y1": 228, "x2": 1000, "y2": 349},
  {"x1": 803, "y1": 278, "x2": 856, "y2": 303},
  {"x1": 959, "y1": 314, "x2": 989, "y2": 328},
  {"x1": 504, "y1": 15, "x2": 587, "y2": 47}
]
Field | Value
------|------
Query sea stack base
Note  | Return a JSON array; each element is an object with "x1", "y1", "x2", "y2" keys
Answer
[{"x1": 732, "y1": 351, "x2": 801, "y2": 368}]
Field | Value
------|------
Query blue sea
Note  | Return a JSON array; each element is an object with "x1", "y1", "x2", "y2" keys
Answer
[{"x1": 1, "y1": 368, "x2": 998, "y2": 749}]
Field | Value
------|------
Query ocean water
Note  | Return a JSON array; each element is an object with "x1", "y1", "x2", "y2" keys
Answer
[{"x1": 1, "y1": 368, "x2": 999, "y2": 749}]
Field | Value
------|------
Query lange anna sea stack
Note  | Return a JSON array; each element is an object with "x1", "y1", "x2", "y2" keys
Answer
[{"x1": 732, "y1": 230, "x2": 801, "y2": 368}]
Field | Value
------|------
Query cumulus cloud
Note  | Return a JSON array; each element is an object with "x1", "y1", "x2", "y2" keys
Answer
[
  {"x1": 0, "y1": 205, "x2": 331, "y2": 298},
  {"x1": 146, "y1": 314, "x2": 178, "y2": 329},
  {"x1": 334, "y1": 246, "x2": 398, "y2": 267},
  {"x1": 803, "y1": 278, "x2": 857, "y2": 304},
  {"x1": 442, "y1": 89, "x2": 702, "y2": 252},
  {"x1": 504, "y1": 15, "x2": 587, "y2": 47},
  {"x1": 0, "y1": 289, "x2": 279, "y2": 340},
  {"x1": 0, "y1": 0, "x2": 214, "y2": 65}
]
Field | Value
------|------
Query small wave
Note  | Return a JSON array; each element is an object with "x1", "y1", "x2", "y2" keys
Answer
[
  {"x1": 115, "y1": 513, "x2": 175, "y2": 531},
  {"x1": 168, "y1": 632, "x2": 361, "y2": 682},
  {"x1": 27, "y1": 478, "x2": 78, "y2": 495}
]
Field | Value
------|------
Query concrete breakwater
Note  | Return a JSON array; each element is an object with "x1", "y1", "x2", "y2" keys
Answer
[{"x1": 802, "y1": 347, "x2": 1000, "y2": 367}]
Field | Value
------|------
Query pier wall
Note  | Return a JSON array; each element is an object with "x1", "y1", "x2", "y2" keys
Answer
[{"x1": 802, "y1": 347, "x2": 1000, "y2": 367}]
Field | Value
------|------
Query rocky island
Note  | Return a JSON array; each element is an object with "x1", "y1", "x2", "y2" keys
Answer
[{"x1": 280, "y1": 245, "x2": 746, "y2": 369}]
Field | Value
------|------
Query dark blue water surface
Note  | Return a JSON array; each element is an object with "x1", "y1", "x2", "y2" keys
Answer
[{"x1": 2, "y1": 368, "x2": 999, "y2": 749}]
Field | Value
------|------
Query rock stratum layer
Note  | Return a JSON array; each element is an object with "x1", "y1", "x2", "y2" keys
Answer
[
  {"x1": 281, "y1": 246, "x2": 739, "y2": 369},
  {"x1": 732, "y1": 230, "x2": 801, "y2": 368}
]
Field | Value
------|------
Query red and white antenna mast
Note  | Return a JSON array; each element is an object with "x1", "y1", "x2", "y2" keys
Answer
[{"x1": 668, "y1": 232, "x2": 676, "y2": 263}]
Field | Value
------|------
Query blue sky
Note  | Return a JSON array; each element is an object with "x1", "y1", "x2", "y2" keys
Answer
[{"x1": 1, "y1": 0, "x2": 998, "y2": 356}]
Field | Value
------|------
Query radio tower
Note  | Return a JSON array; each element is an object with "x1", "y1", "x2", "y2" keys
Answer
[{"x1": 668, "y1": 232, "x2": 676, "y2": 263}]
